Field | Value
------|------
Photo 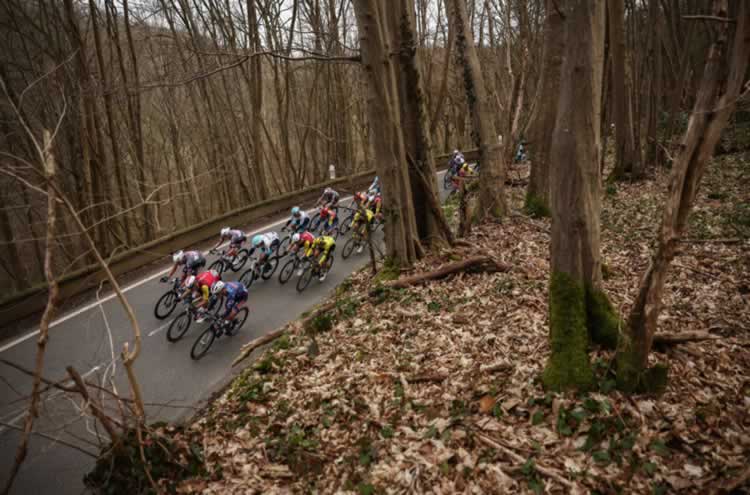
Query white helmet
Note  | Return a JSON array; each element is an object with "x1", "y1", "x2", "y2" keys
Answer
[
  {"x1": 453, "y1": 149, "x2": 459, "y2": 156},
  {"x1": 185, "y1": 275, "x2": 196, "y2": 288},
  {"x1": 211, "y1": 280, "x2": 225, "y2": 295},
  {"x1": 172, "y1": 250, "x2": 184, "y2": 263},
  {"x1": 292, "y1": 233, "x2": 301, "y2": 243},
  {"x1": 220, "y1": 227, "x2": 230, "y2": 237},
  {"x1": 324, "y1": 187, "x2": 333, "y2": 195},
  {"x1": 456, "y1": 156, "x2": 465, "y2": 165}
]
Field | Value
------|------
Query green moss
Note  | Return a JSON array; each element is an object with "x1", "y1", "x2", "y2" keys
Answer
[
  {"x1": 615, "y1": 338, "x2": 669, "y2": 394},
  {"x1": 524, "y1": 193, "x2": 551, "y2": 218},
  {"x1": 372, "y1": 257, "x2": 400, "y2": 285},
  {"x1": 542, "y1": 272, "x2": 595, "y2": 391},
  {"x1": 585, "y1": 285, "x2": 621, "y2": 350}
]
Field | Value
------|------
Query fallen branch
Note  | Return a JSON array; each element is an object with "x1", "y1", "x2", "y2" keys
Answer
[
  {"x1": 405, "y1": 373, "x2": 448, "y2": 384},
  {"x1": 480, "y1": 361, "x2": 512, "y2": 373},
  {"x1": 475, "y1": 432, "x2": 576, "y2": 490},
  {"x1": 232, "y1": 329, "x2": 287, "y2": 367},
  {"x1": 653, "y1": 331, "x2": 720, "y2": 347},
  {"x1": 383, "y1": 256, "x2": 509, "y2": 290}
]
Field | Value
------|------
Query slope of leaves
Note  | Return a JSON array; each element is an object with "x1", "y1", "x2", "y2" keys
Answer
[{"x1": 168, "y1": 153, "x2": 748, "y2": 494}]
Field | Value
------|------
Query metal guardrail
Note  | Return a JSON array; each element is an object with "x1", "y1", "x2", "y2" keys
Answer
[{"x1": 0, "y1": 169, "x2": 377, "y2": 330}]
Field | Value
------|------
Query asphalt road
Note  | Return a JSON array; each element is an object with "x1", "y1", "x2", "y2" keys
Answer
[{"x1": 0, "y1": 172, "x2": 449, "y2": 494}]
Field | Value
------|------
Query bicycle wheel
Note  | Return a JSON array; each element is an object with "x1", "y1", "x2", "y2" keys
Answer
[
  {"x1": 231, "y1": 249, "x2": 249, "y2": 272},
  {"x1": 278, "y1": 258, "x2": 297, "y2": 284},
  {"x1": 208, "y1": 259, "x2": 225, "y2": 276},
  {"x1": 277, "y1": 236, "x2": 291, "y2": 258},
  {"x1": 260, "y1": 256, "x2": 279, "y2": 280},
  {"x1": 239, "y1": 267, "x2": 256, "y2": 287},
  {"x1": 190, "y1": 326, "x2": 217, "y2": 360},
  {"x1": 166, "y1": 312, "x2": 192, "y2": 343},
  {"x1": 296, "y1": 266, "x2": 314, "y2": 292},
  {"x1": 342, "y1": 237, "x2": 357, "y2": 259},
  {"x1": 226, "y1": 307, "x2": 249, "y2": 336},
  {"x1": 209, "y1": 295, "x2": 225, "y2": 317},
  {"x1": 154, "y1": 291, "x2": 178, "y2": 319},
  {"x1": 339, "y1": 213, "x2": 355, "y2": 235}
]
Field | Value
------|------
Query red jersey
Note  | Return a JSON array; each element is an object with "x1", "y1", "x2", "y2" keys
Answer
[
  {"x1": 299, "y1": 232, "x2": 315, "y2": 244},
  {"x1": 195, "y1": 270, "x2": 220, "y2": 290}
]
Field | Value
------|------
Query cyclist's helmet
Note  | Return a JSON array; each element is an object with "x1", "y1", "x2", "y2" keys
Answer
[
  {"x1": 172, "y1": 250, "x2": 185, "y2": 263},
  {"x1": 211, "y1": 280, "x2": 225, "y2": 295},
  {"x1": 324, "y1": 187, "x2": 333, "y2": 195},
  {"x1": 252, "y1": 235, "x2": 264, "y2": 247},
  {"x1": 453, "y1": 149, "x2": 459, "y2": 156},
  {"x1": 321, "y1": 207, "x2": 330, "y2": 217},
  {"x1": 355, "y1": 192, "x2": 365, "y2": 203},
  {"x1": 292, "y1": 233, "x2": 301, "y2": 243},
  {"x1": 220, "y1": 227, "x2": 230, "y2": 237},
  {"x1": 456, "y1": 156, "x2": 466, "y2": 165},
  {"x1": 185, "y1": 275, "x2": 196, "y2": 288},
  {"x1": 291, "y1": 206, "x2": 300, "y2": 216}
]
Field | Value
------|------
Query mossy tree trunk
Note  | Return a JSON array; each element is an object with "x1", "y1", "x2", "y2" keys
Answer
[
  {"x1": 448, "y1": 0, "x2": 507, "y2": 220},
  {"x1": 617, "y1": 0, "x2": 750, "y2": 393},
  {"x1": 543, "y1": 0, "x2": 620, "y2": 392},
  {"x1": 352, "y1": 0, "x2": 419, "y2": 266},
  {"x1": 526, "y1": 0, "x2": 564, "y2": 216}
]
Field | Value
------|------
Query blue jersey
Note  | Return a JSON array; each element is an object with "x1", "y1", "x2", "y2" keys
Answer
[{"x1": 222, "y1": 282, "x2": 248, "y2": 316}]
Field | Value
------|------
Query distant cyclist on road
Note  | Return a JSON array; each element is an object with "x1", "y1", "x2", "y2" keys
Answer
[
  {"x1": 448, "y1": 149, "x2": 465, "y2": 175},
  {"x1": 249, "y1": 232, "x2": 280, "y2": 270},
  {"x1": 211, "y1": 281, "x2": 248, "y2": 333},
  {"x1": 367, "y1": 176, "x2": 380, "y2": 195},
  {"x1": 212, "y1": 227, "x2": 246, "y2": 257},
  {"x1": 284, "y1": 207, "x2": 310, "y2": 232},
  {"x1": 319, "y1": 206, "x2": 339, "y2": 235},
  {"x1": 307, "y1": 235, "x2": 336, "y2": 281},
  {"x1": 290, "y1": 231, "x2": 316, "y2": 256},
  {"x1": 183, "y1": 269, "x2": 222, "y2": 322},
  {"x1": 316, "y1": 187, "x2": 340, "y2": 210},
  {"x1": 162, "y1": 250, "x2": 206, "y2": 283}
]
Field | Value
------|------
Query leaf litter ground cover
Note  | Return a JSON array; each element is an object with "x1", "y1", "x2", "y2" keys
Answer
[{"x1": 166, "y1": 153, "x2": 748, "y2": 494}]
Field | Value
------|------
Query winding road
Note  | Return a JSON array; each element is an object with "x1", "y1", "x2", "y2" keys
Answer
[{"x1": 0, "y1": 172, "x2": 449, "y2": 494}]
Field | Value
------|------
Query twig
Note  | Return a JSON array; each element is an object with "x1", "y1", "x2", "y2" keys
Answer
[
  {"x1": 475, "y1": 432, "x2": 576, "y2": 489},
  {"x1": 0, "y1": 421, "x2": 97, "y2": 459}
]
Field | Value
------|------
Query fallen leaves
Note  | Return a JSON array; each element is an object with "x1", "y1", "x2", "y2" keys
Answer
[{"x1": 165, "y1": 154, "x2": 749, "y2": 494}]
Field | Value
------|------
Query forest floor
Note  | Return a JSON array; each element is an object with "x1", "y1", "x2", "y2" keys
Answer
[{"x1": 155, "y1": 152, "x2": 748, "y2": 494}]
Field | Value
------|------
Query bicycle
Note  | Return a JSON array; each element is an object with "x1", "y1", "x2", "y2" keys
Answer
[
  {"x1": 190, "y1": 308, "x2": 249, "y2": 360},
  {"x1": 278, "y1": 251, "x2": 311, "y2": 285},
  {"x1": 166, "y1": 294, "x2": 224, "y2": 343},
  {"x1": 238, "y1": 255, "x2": 279, "y2": 287},
  {"x1": 338, "y1": 206, "x2": 358, "y2": 236},
  {"x1": 154, "y1": 277, "x2": 186, "y2": 320},
  {"x1": 277, "y1": 224, "x2": 308, "y2": 258},
  {"x1": 296, "y1": 255, "x2": 335, "y2": 292},
  {"x1": 342, "y1": 222, "x2": 385, "y2": 260},
  {"x1": 208, "y1": 247, "x2": 250, "y2": 275}
]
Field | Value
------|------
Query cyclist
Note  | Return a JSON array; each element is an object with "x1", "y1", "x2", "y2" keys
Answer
[
  {"x1": 367, "y1": 176, "x2": 380, "y2": 195},
  {"x1": 162, "y1": 250, "x2": 206, "y2": 283},
  {"x1": 249, "y1": 232, "x2": 280, "y2": 271},
  {"x1": 290, "y1": 231, "x2": 316, "y2": 256},
  {"x1": 211, "y1": 281, "x2": 248, "y2": 334},
  {"x1": 316, "y1": 187, "x2": 340, "y2": 209},
  {"x1": 353, "y1": 191, "x2": 368, "y2": 209},
  {"x1": 183, "y1": 269, "x2": 222, "y2": 323},
  {"x1": 283, "y1": 207, "x2": 310, "y2": 233},
  {"x1": 451, "y1": 155, "x2": 468, "y2": 190},
  {"x1": 448, "y1": 149, "x2": 465, "y2": 175},
  {"x1": 319, "y1": 206, "x2": 338, "y2": 235},
  {"x1": 211, "y1": 227, "x2": 246, "y2": 257},
  {"x1": 307, "y1": 235, "x2": 336, "y2": 281},
  {"x1": 366, "y1": 193, "x2": 383, "y2": 219},
  {"x1": 351, "y1": 207, "x2": 376, "y2": 246}
]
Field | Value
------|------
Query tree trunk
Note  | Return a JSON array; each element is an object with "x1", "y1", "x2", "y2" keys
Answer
[
  {"x1": 392, "y1": 0, "x2": 453, "y2": 249},
  {"x1": 617, "y1": 0, "x2": 750, "y2": 393},
  {"x1": 352, "y1": 0, "x2": 419, "y2": 266},
  {"x1": 526, "y1": 0, "x2": 564, "y2": 216},
  {"x1": 543, "y1": 0, "x2": 619, "y2": 392},
  {"x1": 448, "y1": 0, "x2": 507, "y2": 220},
  {"x1": 608, "y1": 0, "x2": 643, "y2": 181}
]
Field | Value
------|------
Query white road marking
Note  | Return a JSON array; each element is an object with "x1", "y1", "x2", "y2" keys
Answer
[
  {"x1": 0, "y1": 192, "x2": 360, "y2": 353},
  {"x1": 147, "y1": 321, "x2": 172, "y2": 338}
]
